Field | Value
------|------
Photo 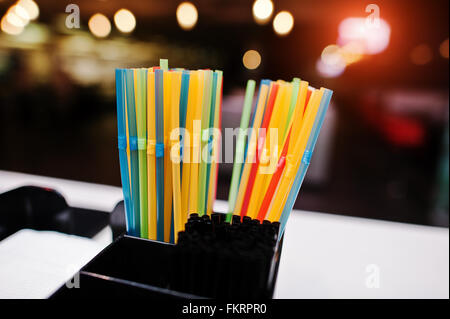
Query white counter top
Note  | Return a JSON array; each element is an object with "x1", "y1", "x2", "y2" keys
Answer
[{"x1": 0, "y1": 170, "x2": 448, "y2": 298}]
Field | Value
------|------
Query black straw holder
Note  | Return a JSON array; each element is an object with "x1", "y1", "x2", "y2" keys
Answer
[{"x1": 52, "y1": 212, "x2": 284, "y2": 299}]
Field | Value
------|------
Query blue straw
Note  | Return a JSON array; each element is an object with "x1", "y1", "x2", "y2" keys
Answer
[
  {"x1": 179, "y1": 71, "x2": 190, "y2": 131},
  {"x1": 239, "y1": 79, "x2": 270, "y2": 186},
  {"x1": 125, "y1": 69, "x2": 141, "y2": 237},
  {"x1": 155, "y1": 69, "x2": 165, "y2": 241},
  {"x1": 279, "y1": 89, "x2": 333, "y2": 237},
  {"x1": 115, "y1": 69, "x2": 134, "y2": 235},
  {"x1": 179, "y1": 71, "x2": 190, "y2": 178}
]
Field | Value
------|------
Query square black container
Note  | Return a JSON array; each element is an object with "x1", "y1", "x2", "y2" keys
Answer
[
  {"x1": 51, "y1": 235, "x2": 202, "y2": 299},
  {"x1": 51, "y1": 227, "x2": 284, "y2": 299}
]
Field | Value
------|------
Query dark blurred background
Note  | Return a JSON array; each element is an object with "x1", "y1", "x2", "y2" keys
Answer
[{"x1": 0, "y1": 0, "x2": 448, "y2": 226}]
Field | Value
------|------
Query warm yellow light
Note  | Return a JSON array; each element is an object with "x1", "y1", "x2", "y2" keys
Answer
[
  {"x1": 176, "y1": 2, "x2": 198, "y2": 31},
  {"x1": 14, "y1": 4, "x2": 30, "y2": 21},
  {"x1": 88, "y1": 13, "x2": 111, "y2": 38},
  {"x1": 1, "y1": 16, "x2": 24, "y2": 35},
  {"x1": 252, "y1": 0, "x2": 273, "y2": 25},
  {"x1": 243, "y1": 50, "x2": 261, "y2": 70},
  {"x1": 339, "y1": 41, "x2": 364, "y2": 64},
  {"x1": 6, "y1": 10, "x2": 28, "y2": 28},
  {"x1": 273, "y1": 11, "x2": 294, "y2": 36},
  {"x1": 17, "y1": 0, "x2": 39, "y2": 20},
  {"x1": 410, "y1": 44, "x2": 432, "y2": 65},
  {"x1": 321, "y1": 45, "x2": 342, "y2": 66},
  {"x1": 114, "y1": 9, "x2": 136, "y2": 33},
  {"x1": 440, "y1": 38, "x2": 449, "y2": 59},
  {"x1": 321, "y1": 42, "x2": 364, "y2": 68}
]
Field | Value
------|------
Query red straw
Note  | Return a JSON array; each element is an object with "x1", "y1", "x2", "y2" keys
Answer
[
  {"x1": 256, "y1": 130, "x2": 291, "y2": 221},
  {"x1": 239, "y1": 84, "x2": 279, "y2": 218},
  {"x1": 303, "y1": 89, "x2": 312, "y2": 115}
]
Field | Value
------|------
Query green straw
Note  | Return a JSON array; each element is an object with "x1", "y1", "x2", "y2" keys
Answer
[
  {"x1": 284, "y1": 78, "x2": 300, "y2": 138},
  {"x1": 160, "y1": 58, "x2": 168, "y2": 71},
  {"x1": 125, "y1": 69, "x2": 141, "y2": 236},
  {"x1": 197, "y1": 70, "x2": 213, "y2": 215},
  {"x1": 226, "y1": 80, "x2": 255, "y2": 219},
  {"x1": 136, "y1": 69, "x2": 148, "y2": 238}
]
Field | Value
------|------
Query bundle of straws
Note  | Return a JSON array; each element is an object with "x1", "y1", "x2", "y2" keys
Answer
[
  {"x1": 116, "y1": 59, "x2": 223, "y2": 243},
  {"x1": 226, "y1": 79, "x2": 333, "y2": 237}
]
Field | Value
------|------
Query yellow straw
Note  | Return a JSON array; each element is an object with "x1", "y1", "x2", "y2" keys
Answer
[
  {"x1": 188, "y1": 71, "x2": 204, "y2": 215},
  {"x1": 267, "y1": 88, "x2": 324, "y2": 222},
  {"x1": 124, "y1": 77, "x2": 132, "y2": 189},
  {"x1": 287, "y1": 81, "x2": 309, "y2": 155},
  {"x1": 234, "y1": 82, "x2": 270, "y2": 215},
  {"x1": 206, "y1": 71, "x2": 223, "y2": 215},
  {"x1": 181, "y1": 71, "x2": 198, "y2": 222},
  {"x1": 163, "y1": 70, "x2": 173, "y2": 242},
  {"x1": 169, "y1": 71, "x2": 183, "y2": 242},
  {"x1": 147, "y1": 69, "x2": 157, "y2": 240},
  {"x1": 197, "y1": 70, "x2": 213, "y2": 215},
  {"x1": 246, "y1": 83, "x2": 291, "y2": 218}
]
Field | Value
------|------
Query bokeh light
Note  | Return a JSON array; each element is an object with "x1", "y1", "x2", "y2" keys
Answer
[
  {"x1": 176, "y1": 2, "x2": 198, "y2": 31},
  {"x1": 410, "y1": 44, "x2": 433, "y2": 65},
  {"x1": 439, "y1": 38, "x2": 449, "y2": 59},
  {"x1": 114, "y1": 9, "x2": 136, "y2": 33},
  {"x1": 17, "y1": 0, "x2": 39, "y2": 20},
  {"x1": 339, "y1": 41, "x2": 364, "y2": 64},
  {"x1": 273, "y1": 11, "x2": 294, "y2": 36},
  {"x1": 318, "y1": 45, "x2": 347, "y2": 78},
  {"x1": 316, "y1": 58, "x2": 346, "y2": 78},
  {"x1": 1, "y1": 15, "x2": 24, "y2": 35},
  {"x1": 6, "y1": 9, "x2": 28, "y2": 28},
  {"x1": 321, "y1": 45, "x2": 343, "y2": 66},
  {"x1": 338, "y1": 17, "x2": 390, "y2": 54},
  {"x1": 14, "y1": 4, "x2": 30, "y2": 21},
  {"x1": 88, "y1": 13, "x2": 111, "y2": 38},
  {"x1": 242, "y1": 50, "x2": 261, "y2": 70},
  {"x1": 252, "y1": 0, "x2": 274, "y2": 25}
]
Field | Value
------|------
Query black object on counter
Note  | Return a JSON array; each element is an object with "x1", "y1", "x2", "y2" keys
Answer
[{"x1": 0, "y1": 186, "x2": 110, "y2": 241}]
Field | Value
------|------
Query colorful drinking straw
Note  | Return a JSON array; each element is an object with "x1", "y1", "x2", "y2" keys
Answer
[
  {"x1": 147, "y1": 68, "x2": 158, "y2": 240},
  {"x1": 266, "y1": 88, "x2": 325, "y2": 222},
  {"x1": 169, "y1": 71, "x2": 183, "y2": 242},
  {"x1": 238, "y1": 83, "x2": 279, "y2": 220},
  {"x1": 188, "y1": 71, "x2": 204, "y2": 215},
  {"x1": 255, "y1": 130, "x2": 292, "y2": 221},
  {"x1": 208, "y1": 71, "x2": 223, "y2": 215},
  {"x1": 135, "y1": 69, "x2": 148, "y2": 238},
  {"x1": 254, "y1": 80, "x2": 309, "y2": 221},
  {"x1": 116, "y1": 61, "x2": 333, "y2": 244},
  {"x1": 243, "y1": 82, "x2": 288, "y2": 219},
  {"x1": 234, "y1": 81, "x2": 270, "y2": 215},
  {"x1": 115, "y1": 69, "x2": 135, "y2": 235},
  {"x1": 226, "y1": 80, "x2": 255, "y2": 219},
  {"x1": 279, "y1": 88, "x2": 333, "y2": 236},
  {"x1": 125, "y1": 69, "x2": 141, "y2": 236},
  {"x1": 163, "y1": 68, "x2": 173, "y2": 242},
  {"x1": 198, "y1": 70, "x2": 213, "y2": 215},
  {"x1": 246, "y1": 82, "x2": 293, "y2": 219},
  {"x1": 206, "y1": 71, "x2": 223, "y2": 215},
  {"x1": 203, "y1": 71, "x2": 218, "y2": 214},
  {"x1": 155, "y1": 68, "x2": 165, "y2": 241},
  {"x1": 181, "y1": 71, "x2": 198, "y2": 220}
]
